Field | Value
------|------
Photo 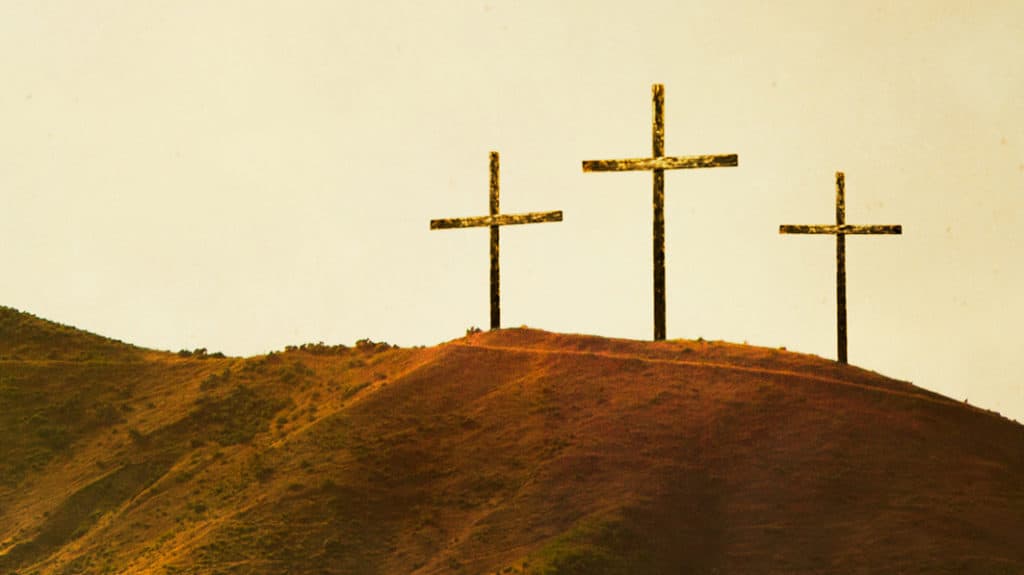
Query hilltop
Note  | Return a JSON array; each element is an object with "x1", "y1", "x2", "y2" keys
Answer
[
  {"x1": 0, "y1": 307, "x2": 145, "y2": 362},
  {"x1": 0, "y1": 308, "x2": 1022, "y2": 574}
]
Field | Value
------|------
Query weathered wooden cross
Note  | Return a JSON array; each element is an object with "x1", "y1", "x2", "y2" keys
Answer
[
  {"x1": 430, "y1": 151, "x2": 563, "y2": 330},
  {"x1": 582, "y1": 83, "x2": 738, "y2": 341},
  {"x1": 779, "y1": 171, "x2": 902, "y2": 364}
]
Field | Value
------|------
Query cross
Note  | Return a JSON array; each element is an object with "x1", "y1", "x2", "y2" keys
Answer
[
  {"x1": 582, "y1": 83, "x2": 738, "y2": 341},
  {"x1": 779, "y1": 171, "x2": 902, "y2": 364},
  {"x1": 430, "y1": 151, "x2": 563, "y2": 330}
]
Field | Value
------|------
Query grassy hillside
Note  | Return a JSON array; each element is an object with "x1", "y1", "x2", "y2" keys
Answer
[
  {"x1": 0, "y1": 307, "x2": 145, "y2": 362},
  {"x1": 0, "y1": 308, "x2": 1022, "y2": 574}
]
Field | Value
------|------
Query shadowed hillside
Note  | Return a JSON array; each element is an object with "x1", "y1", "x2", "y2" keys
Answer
[{"x1": 1, "y1": 308, "x2": 1022, "y2": 574}]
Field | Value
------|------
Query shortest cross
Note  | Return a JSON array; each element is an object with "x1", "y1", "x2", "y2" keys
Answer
[
  {"x1": 780, "y1": 171, "x2": 902, "y2": 364},
  {"x1": 431, "y1": 151, "x2": 563, "y2": 330}
]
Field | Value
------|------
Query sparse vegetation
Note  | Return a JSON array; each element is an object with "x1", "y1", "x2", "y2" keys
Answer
[
  {"x1": 523, "y1": 514, "x2": 634, "y2": 575},
  {"x1": 355, "y1": 337, "x2": 394, "y2": 353},
  {"x1": 0, "y1": 306, "x2": 141, "y2": 361},
  {"x1": 176, "y1": 348, "x2": 226, "y2": 359},
  {"x1": 283, "y1": 341, "x2": 350, "y2": 355},
  {"x1": 199, "y1": 367, "x2": 231, "y2": 391},
  {"x1": 1, "y1": 310, "x2": 1022, "y2": 574},
  {"x1": 128, "y1": 427, "x2": 147, "y2": 445},
  {"x1": 188, "y1": 385, "x2": 290, "y2": 446},
  {"x1": 341, "y1": 381, "x2": 371, "y2": 399}
]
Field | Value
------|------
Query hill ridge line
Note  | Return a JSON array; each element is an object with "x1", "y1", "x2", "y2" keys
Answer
[
  {"x1": 0, "y1": 359, "x2": 153, "y2": 366},
  {"x1": 447, "y1": 340, "x2": 968, "y2": 411}
]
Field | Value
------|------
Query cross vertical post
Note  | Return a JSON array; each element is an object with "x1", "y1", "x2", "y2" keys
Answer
[
  {"x1": 780, "y1": 171, "x2": 902, "y2": 364},
  {"x1": 652, "y1": 85, "x2": 667, "y2": 341},
  {"x1": 431, "y1": 152, "x2": 563, "y2": 330},
  {"x1": 583, "y1": 83, "x2": 738, "y2": 341},
  {"x1": 489, "y1": 152, "x2": 500, "y2": 330},
  {"x1": 835, "y1": 172, "x2": 847, "y2": 364}
]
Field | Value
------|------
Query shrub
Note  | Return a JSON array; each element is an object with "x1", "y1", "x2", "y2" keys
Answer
[
  {"x1": 128, "y1": 427, "x2": 147, "y2": 445},
  {"x1": 200, "y1": 368, "x2": 231, "y2": 392},
  {"x1": 355, "y1": 338, "x2": 393, "y2": 353}
]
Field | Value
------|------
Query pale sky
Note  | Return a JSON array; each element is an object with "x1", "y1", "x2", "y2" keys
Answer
[{"x1": 2, "y1": 1, "x2": 1022, "y2": 421}]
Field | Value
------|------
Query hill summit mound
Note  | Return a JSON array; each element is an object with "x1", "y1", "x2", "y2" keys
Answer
[{"x1": 1, "y1": 311, "x2": 1022, "y2": 574}]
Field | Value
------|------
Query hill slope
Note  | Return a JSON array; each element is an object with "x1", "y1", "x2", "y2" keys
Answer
[
  {"x1": 0, "y1": 306, "x2": 144, "y2": 362},
  {"x1": 1, "y1": 309, "x2": 1022, "y2": 574}
]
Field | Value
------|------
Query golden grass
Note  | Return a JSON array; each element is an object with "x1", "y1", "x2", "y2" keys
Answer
[{"x1": 0, "y1": 309, "x2": 1022, "y2": 574}]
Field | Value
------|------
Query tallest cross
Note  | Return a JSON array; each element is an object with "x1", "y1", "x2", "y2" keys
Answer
[{"x1": 583, "y1": 84, "x2": 738, "y2": 341}]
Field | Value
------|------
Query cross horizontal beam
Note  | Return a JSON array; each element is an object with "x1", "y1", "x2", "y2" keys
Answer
[
  {"x1": 779, "y1": 224, "x2": 902, "y2": 235},
  {"x1": 582, "y1": 154, "x2": 738, "y2": 172},
  {"x1": 430, "y1": 210, "x2": 563, "y2": 230}
]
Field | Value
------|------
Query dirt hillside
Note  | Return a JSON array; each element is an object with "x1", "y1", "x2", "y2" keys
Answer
[{"x1": 1, "y1": 307, "x2": 1022, "y2": 574}]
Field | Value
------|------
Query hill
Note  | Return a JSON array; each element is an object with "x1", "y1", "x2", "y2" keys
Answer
[
  {"x1": 0, "y1": 308, "x2": 1023, "y2": 574},
  {"x1": 0, "y1": 307, "x2": 144, "y2": 362}
]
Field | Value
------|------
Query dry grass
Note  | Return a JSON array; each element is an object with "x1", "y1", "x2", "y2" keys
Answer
[{"x1": 1, "y1": 308, "x2": 1022, "y2": 574}]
